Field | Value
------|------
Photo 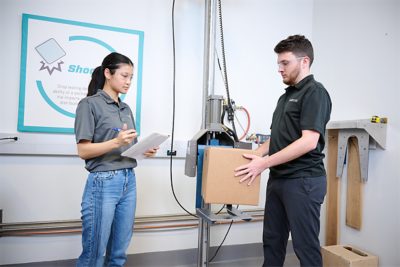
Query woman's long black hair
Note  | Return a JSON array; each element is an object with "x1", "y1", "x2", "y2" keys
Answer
[{"x1": 87, "y1": 52, "x2": 134, "y2": 96}]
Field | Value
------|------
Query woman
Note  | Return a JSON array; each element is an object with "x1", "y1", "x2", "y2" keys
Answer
[{"x1": 74, "y1": 52, "x2": 157, "y2": 267}]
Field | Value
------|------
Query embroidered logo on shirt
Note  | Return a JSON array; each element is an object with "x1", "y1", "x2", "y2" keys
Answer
[{"x1": 289, "y1": 98, "x2": 298, "y2": 102}]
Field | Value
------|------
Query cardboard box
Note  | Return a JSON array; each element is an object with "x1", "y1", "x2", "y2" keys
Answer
[
  {"x1": 322, "y1": 245, "x2": 378, "y2": 267},
  {"x1": 201, "y1": 146, "x2": 261, "y2": 205}
]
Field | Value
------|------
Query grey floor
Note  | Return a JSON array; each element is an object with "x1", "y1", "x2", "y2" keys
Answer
[
  {"x1": 207, "y1": 253, "x2": 300, "y2": 267},
  {"x1": 2, "y1": 254, "x2": 300, "y2": 267},
  {"x1": 2, "y1": 242, "x2": 300, "y2": 267}
]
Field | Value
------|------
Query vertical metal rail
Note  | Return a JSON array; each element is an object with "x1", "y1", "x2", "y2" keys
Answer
[
  {"x1": 201, "y1": 0, "x2": 217, "y2": 130},
  {"x1": 198, "y1": 1, "x2": 218, "y2": 266},
  {"x1": 197, "y1": 203, "x2": 211, "y2": 267}
]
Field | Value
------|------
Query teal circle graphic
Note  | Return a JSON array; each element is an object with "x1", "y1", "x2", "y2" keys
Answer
[{"x1": 36, "y1": 35, "x2": 126, "y2": 118}]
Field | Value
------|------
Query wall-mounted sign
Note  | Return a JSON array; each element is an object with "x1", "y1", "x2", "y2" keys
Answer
[{"x1": 18, "y1": 13, "x2": 144, "y2": 134}]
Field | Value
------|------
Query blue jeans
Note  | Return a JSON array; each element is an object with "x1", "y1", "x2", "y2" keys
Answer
[
  {"x1": 262, "y1": 176, "x2": 326, "y2": 267},
  {"x1": 77, "y1": 168, "x2": 136, "y2": 267}
]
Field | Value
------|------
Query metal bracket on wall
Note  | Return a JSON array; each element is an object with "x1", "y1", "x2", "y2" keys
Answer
[{"x1": 327, "y1": 119, "x2": 387, "y2": 182}]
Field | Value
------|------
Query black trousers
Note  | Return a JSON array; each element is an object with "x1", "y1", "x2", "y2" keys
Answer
[{"x1": 262, "y1": 176, "x2": 326, "y2": 267}]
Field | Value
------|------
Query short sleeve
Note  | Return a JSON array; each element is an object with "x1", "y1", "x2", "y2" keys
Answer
[
  {"x1": 74, "y1": 99, "x2": 95, "y2": 144},
  {"x1": 300, "y1": 86, "x2": 331, "y2": 135},
  {"x1": 129, "y1": 108, "x2": 138, "y2": 145}
]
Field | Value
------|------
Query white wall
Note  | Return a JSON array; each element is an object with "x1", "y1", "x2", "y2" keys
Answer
[
  {"x1": 313, "y1": 0, "x2": 400, "y2": 266},
  {"x1": 0, "y1": 0, "x2": 315, "y2": 265},
  {"x1": 1, "y1": 0, "x2": 398, "y2": 266}
]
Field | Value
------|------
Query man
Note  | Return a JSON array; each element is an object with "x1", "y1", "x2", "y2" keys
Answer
[{"x1": 235, "y1": 35, "x2": 332, "y2": 267}]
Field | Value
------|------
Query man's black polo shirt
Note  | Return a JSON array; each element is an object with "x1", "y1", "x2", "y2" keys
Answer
[{"x1": 269, "y1": 75, "x2": 332, "y2": 179}]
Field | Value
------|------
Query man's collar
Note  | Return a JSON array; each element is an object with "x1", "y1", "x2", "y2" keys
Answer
[{"x1": 285, "y1": 74, "x2": 314, "y2": 91}]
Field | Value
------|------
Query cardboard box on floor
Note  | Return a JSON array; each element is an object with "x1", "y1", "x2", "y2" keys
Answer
[
  {"x1": 322, "y1": 245, "x2": 378, "y2": 267},
  {"x1": 201, "y1": 146, "x2": 261, "y2": 205}
]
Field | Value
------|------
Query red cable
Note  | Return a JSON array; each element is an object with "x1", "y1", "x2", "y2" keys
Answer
[{"x1": 238, "y1": 106, "x2": 251, "y2": 141}]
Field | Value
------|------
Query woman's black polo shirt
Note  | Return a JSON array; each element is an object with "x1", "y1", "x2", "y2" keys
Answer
[{"x1": 269, "y1": 75, "x2": 332, "y2": 179}]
